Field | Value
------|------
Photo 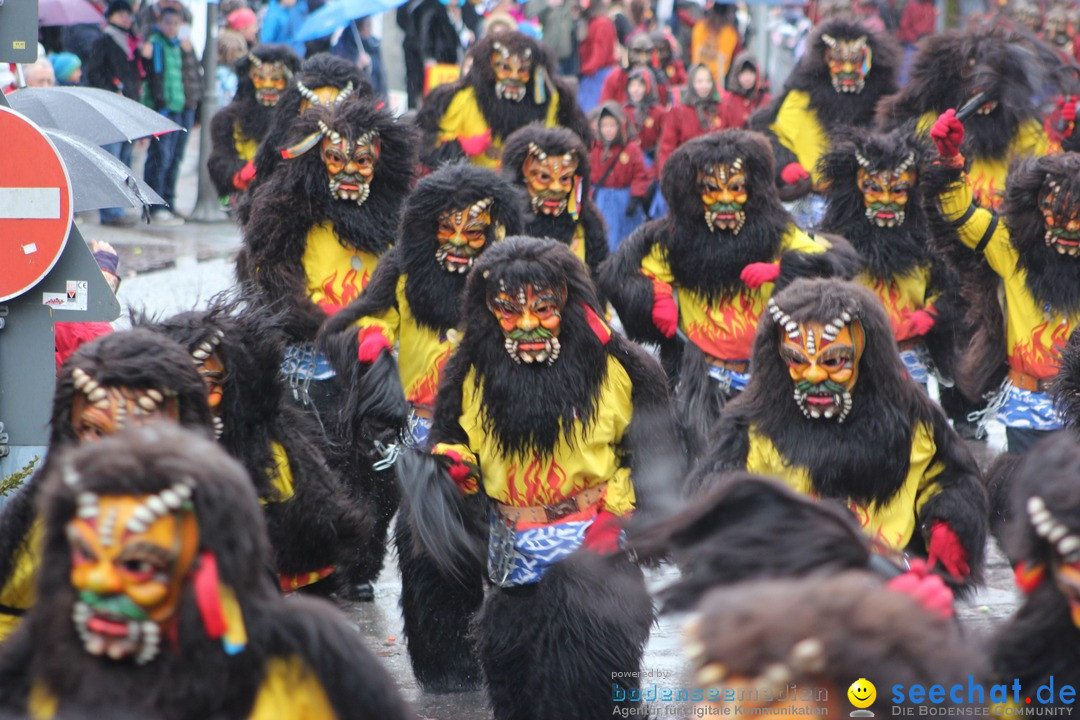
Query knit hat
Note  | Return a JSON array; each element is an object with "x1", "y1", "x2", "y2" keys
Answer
[
  {"x1": 93, "y1": 247, "x2": 120, "y2": 276},
  {"x1": 49, "y1": 53, "x2": 82, "y2": 84},
  {"x1": 226, "y1": 7, "x2": 257, "y2": 30}
]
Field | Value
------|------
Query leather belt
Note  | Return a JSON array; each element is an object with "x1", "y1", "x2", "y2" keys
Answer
[
  {"x1": 498, "y1": 484, "x2": 606, "y2": 524},
  {"x1": 708, "y1": 358, "x2": 750, "y2": 374},
  {"x1": 1008, "y1": 369, "x2": 1056, "y2": 394},
  {"x1": 897, "y1": 338, "x2": 923, "y2": 352}
]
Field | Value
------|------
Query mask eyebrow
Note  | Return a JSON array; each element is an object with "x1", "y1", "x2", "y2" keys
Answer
[
  {"x1": 818, "y1": 343, "x2": 855, "y2": 363},
  {"x1": 780, "y1": 346, "x2": 808, "y2": 364}
]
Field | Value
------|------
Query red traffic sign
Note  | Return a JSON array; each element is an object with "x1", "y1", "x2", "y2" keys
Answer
[{"x1": 0, "y1": 105, "x2": 73, "y2": 303}]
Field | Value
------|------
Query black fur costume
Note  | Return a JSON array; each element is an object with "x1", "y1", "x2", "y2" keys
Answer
[
  {"x1": 236, "y1": 97, "x2": 416, "y2": 346},
  {"x1": 416, "y1": 30, "x2": 591, "y2": 171},
  {"x1": 634, "y1": 473, "x2": 905, "y2": 613},
  {"x1": 0, "y1": 425, "x2": 414, "y2": 720},
  {"x1": 751, "y1": 18, "x2": 900, "y2": 199},
  {"x1": 236, "y1": 53, "x2": 372, "y2": 226},
  {"x1": 500, "y1": 124, "x2": 609, "y2": 278},
  {"x1": 136, "y1": 301, "x2": 371, "y2": 597},
  {"x1": 818, "y1": 125, "x2": 960, "y2": 379},
  {"x1": 316, "y1": 164, "x2": 524, "y2": 628},
  {"x1": 990, "y1": 433, "x2": 1080, "y2": 701},
  {"x1": 207, "y1": 45, "x2": 301, "y2": 201},
  {"x1": 598, "y1": 130, "x2": 853, "y2": 461},
  {"x1": 688, "y1": 278, "x2": 987, "y2": 593},
  {"x1": 0, "y1": 330, "x2": 213, "y2": 637},
  {"x1": 396, "y1": 237, "x2": 681, "y2": 714}
]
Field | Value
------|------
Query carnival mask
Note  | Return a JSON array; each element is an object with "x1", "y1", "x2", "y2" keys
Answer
[
  {"x1": 67, "y1": 486, "x2": 199, "y2": 664},
  {"x1": 249, "y1": 56, "x2": 292, "y2": 107},
  {"x1": 1045, "y1": 9, "x2": 1073, "y2": 48},
  {"x1": 320, "y1": 124, "x2": 379, "y2": 205},
  {"x1": 856, "y1": 151, "x2": 915, "y2": 228},
  {"x1": 70, "y1": 369, "x2": 180, "y2": 444},
  {"x1": 822, "y1": 34, "x2": 871, "y2": 94},
  {"x1": 769, "y1": 300, "x2": 864, "y2": 423},
  {"x1": 190, "y1": 330, "x2": 225, "y2": 438},
  {"x1": 488, "y1": 282, "x2": 566, "y2": 365},
  {"x1": 522, "y1": 144, "x2": 578, "y2": 216},
  {"x1": 297, "y1": 80, "x2": 354, "y2": 113},
  {"x1": 627, "y1": 37, "x2": 654, "y2": 68},
  {"x1": 491, "y1": 42, "x2": 532, "y2": 102},
  {"x1": 1040, "y1": 177, "x2": 1080, "y2": 256},
  {"x1": 436, "y1": 198, "x2": 496, "y2": 273},
  {"x1": 699, "y1": 159, "x2": 747, "y2": 234},
  {"x1": 1026, "y1": 496, "x2": 1080, "y2": 628}
]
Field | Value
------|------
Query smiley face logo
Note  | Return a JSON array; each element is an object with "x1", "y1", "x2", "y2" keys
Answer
[{"x1": 848, "y1": 679, "x2": 876, "y2": 716}]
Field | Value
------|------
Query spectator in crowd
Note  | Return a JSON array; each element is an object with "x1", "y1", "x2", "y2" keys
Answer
[
  {"x1": 590, "y1": 102, "x2": 651, "y2": 251},
  {"x1": 691, "y1": 1, "x2": 740, "y2": 87},
  {"x1": 624, "y1": 66, "x2": 664, "y2": 160},
  {"x1": 49, "y1": 52, "x2": 83, "y2": 86},
  {"x1": 21, "y1": 58, "x2": 57, "y2": 87},
  {"x1": 766, "y1": 4, "x2": 811, "y2": 90},
  {"x1": 142, "y1": 6, "x2": 187, "y2": 224},
  {"x1": 216, "y1": 28, "x2": 248, "y2": 103},
  {"x1": 60, "y1": 0, "x2": 107, "y2": 67},
  {"x1": 657, "y1": 62, "x2": 725, "y2": 172},
  {"x1": 720, "y1": 50, "x2": 769, "y2": 128},
  {"x1": 609, "y1": 0, "x2": 635, "y2": 45},
  {"x1": 261, "y1": 0, "x2": 310, "y2": 58},
  {"x1": 331, "y1": 18, "x2": 387, "y2": 100},
  {"x1": 579, "y1": 0, "x2": 619, "y2": 112},
  {"x1": 852, "y1": 0, "x2": 886, "y2": 32},
  {"x1": 87, "y1": 0, "x2": 142, "y2": 226},
  {"x1": 897, "y1": 0, "x2": 936, "y2": 83},
  {"x1": 419, "y1": 0, "x2": 477, "y2": 73},
  {"x1": 525, "y1": 0, "x2": 578, "y2": 77},
  {"x1": 227, "y1": 7, "x2": 260, "y2": 48}
]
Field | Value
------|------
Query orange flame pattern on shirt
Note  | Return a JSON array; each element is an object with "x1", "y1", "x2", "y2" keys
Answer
[
  {"x1": 506, "y1": 458, "x2": 572, "y2": 508},
  {"x1": 319, "y1": 267, "x2": 369, "y2": 307},
  {"x1": 1011, "y1": 319, "x2": 1070, "y2": 377},
  {"x1": 683, "y1": 291, "x2": 761, "y2": 361},
  {"x1": 970, "y1": 171, "x2": 1002, "y2": 210},
  {"x1": 408, "y1": 343, "x2": 453, "y2": 407}
]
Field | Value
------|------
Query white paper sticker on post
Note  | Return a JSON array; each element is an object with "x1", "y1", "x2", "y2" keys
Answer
[{"x1": 42, "y1": 280, "x2": 88, "y2": 311}]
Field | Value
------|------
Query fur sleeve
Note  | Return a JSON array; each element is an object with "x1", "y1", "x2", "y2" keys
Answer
[
  {"x1": 580, "y1": 204, "x2": 611, "y2": 279},
  {"x1": 318, "y1": 254, "x2": 407, "y2": 444},
  {"x1": 208, "y1": 106, "x2": 246, "y2": 198},
  {"x1": 597, "y1": 221, "x2": 676, "y2": 352},
  {"x1": 921, "y1": 251, "x2": 963, "y2": 382},
  {"x1": 682, "y1": 404, "x2": 753, "y2": 497},
  {"x1": 608, "y1": 336, "x2": 684, "y2": 524},
  {"x1": 915, "y1": 411, "x2": 988, "y2": 595},
  {"x1": 748, "y1": 94, "x2": 807, "y2": 198},
  {"x1": 416, "y1": 83, "x2": 464, "y2": 170},
  {"x1": 239, "y1": 192, "x2": 327, "y2": 343}
]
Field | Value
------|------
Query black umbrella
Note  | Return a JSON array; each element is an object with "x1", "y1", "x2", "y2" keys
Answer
[
  {"x1": 7, "y1": 87, "x2": 184, "y2": 146},
  {"x1": 45, "y1": 129, "x2": 164, "y2": 213}
]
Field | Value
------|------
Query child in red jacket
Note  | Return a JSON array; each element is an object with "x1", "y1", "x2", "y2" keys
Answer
[
  {"x1": 657, "y1": 63, "x2": 726, "y2": 173},
  {"x1": 625, "y1": 67, "x2": 666, "y2": 160},
  {"x1": 590, "y1": 102, "x2": 652, "y2": 251},
  {"x1": 720, "y1": 51, "x2": 770, "y2": 129}
]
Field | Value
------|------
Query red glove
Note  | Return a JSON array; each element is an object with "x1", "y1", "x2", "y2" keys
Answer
[
  {"x1": 929, "y1": 109, "x2": 965, "y2": 158},
  {"x1": 886, "y1": 558, "x2": 955, "y2": 619},
  {"x1": 439, "y1": 449, "x2": 478, "y2": 495},
  {"x1": 780, "y1": 162, "x2": 810, "y2": 186},
  {"x1": 741, "y1": 262, "x2": 781, "y2": 289},
  {"x1": 458, "y1": 130, "x2": 492, "y2": 157},
  {"x1": 651, "y1": 280, "x2": 678, "y2": 338},
  {"x1": 926, "y1": 522, "x2": 970, "y2": 580},
  {"x1": 582, "y1": 510, "x2": 622, "y2": 554},
  {"x1": 318, "y1": 301, "x2": 344, "y2": 316},
  {"x1": 356, "y1": 326, "x2": 391, "y2": 363},
  {"x1": 1063, "y1": 95, "x2": 1077, "y2": 125},
  {"x1": 232, "y1": 160, "x2": 256, "y2": 190},
  {"x1": 903, "y1": 309, "x2": 936, "y2": 337}
]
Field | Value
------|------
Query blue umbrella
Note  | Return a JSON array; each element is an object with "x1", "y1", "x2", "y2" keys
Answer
[{"x1": 295, "y1": 0, "x2": 404, "y2": 42}]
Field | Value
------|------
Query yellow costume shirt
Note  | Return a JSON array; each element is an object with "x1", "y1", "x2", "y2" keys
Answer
[
  {"x1": 768, "y1": 89, "x2": 830, "y2": 188},
  {"x1": 745, "y1": 422, "x2": 944, "y2": 550},
  {"x1": 0, "y1": 519, "x2": 42, "y2": 641},
  {"x1": 917, "y1": 112, "x2": 1051, "y2": 209},
  {"x1": 233, "y1": 122, "x2": 258, "y2": 162},
  {"x1": 301, "y1": 222, "x2": 383, "y2": 310},
  {"x1": 352, "y1": 274, "x2": 456, "y2": 408},
  {"x1": 433, "y1": 356, "x2": 637, "y2": 517},
  {"x1": 438, "y1": 86, "x2": 561, "y2": 169},
  {"x1": 855, "y1": 265, "x2": 939, "y2": 342},
  {"x1": 640, "y1": 225, "x2": 825, "y2": 361},
  {"x1": 30, "y1": 654, "x2": 338, "y2": 720},
  {"x1": 939, "y1": 175, "x2": 1078, "y2": 378}
]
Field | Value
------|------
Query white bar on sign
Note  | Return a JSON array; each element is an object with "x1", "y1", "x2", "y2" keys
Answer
[
  {"x1": 22, "y1": 243, "x2": 37, "y2": 254},
  {"x1": 0, "y1": 188, "x2": 61, "y2": 220}
]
